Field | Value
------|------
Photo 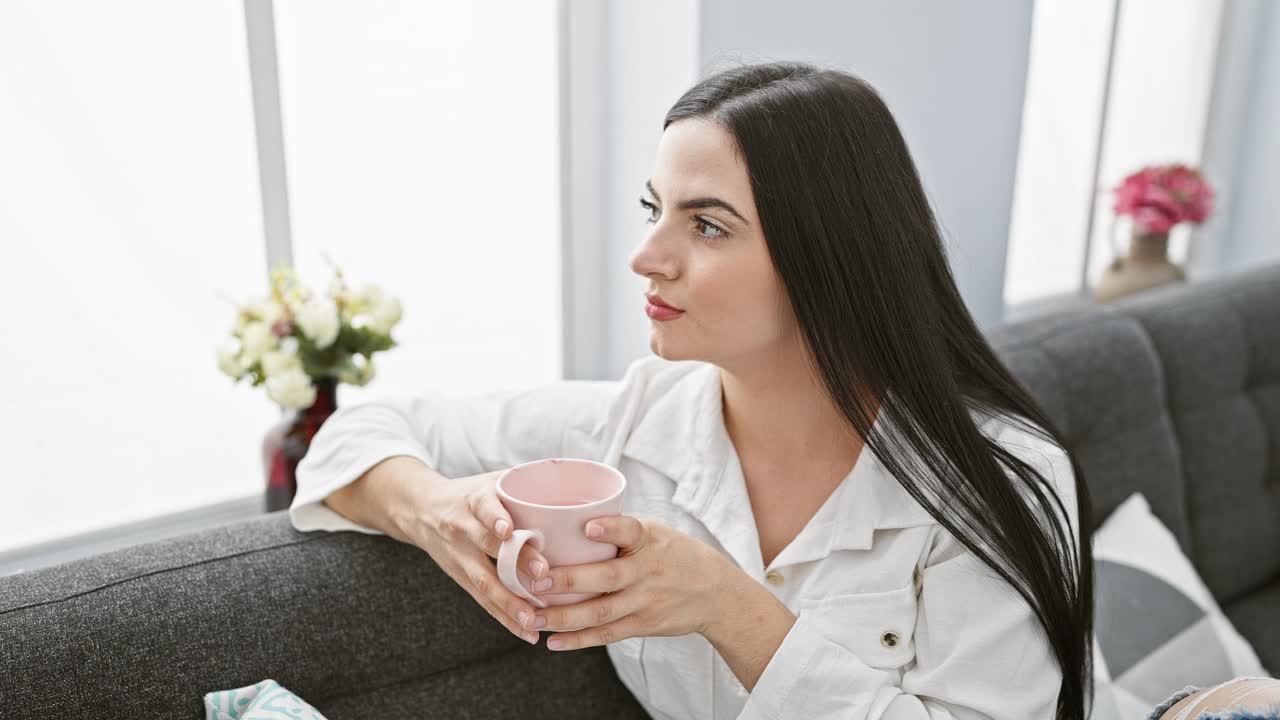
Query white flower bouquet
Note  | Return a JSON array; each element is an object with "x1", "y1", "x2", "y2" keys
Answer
[{"x1": 217, "y1": 262, "x2": 402, "y2": 410}]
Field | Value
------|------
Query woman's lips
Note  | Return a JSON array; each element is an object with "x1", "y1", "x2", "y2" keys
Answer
[
  {"x1": 644, "y1": 300, "x2": 685, "y2": 321},
  {"x1": 646, "y1": 293, "x2": 682, "y2": 310}
]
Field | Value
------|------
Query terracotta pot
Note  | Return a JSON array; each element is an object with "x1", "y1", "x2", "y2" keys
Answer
[
  {"x1": 261, "y1": 376, "x2": 338, "y2": 512},
  {"x1": 1094, "y1": 227, "x2": 1185, "y2": 303}
]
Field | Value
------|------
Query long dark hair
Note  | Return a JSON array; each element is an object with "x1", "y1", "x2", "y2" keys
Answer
[{"x1": 664, "y1": 61, "x2": 1094, "y2": 719}]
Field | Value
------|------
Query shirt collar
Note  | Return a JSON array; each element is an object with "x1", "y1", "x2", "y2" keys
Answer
[{"x1": 621, "y1": 361, "x2": 936, "y2": 575}]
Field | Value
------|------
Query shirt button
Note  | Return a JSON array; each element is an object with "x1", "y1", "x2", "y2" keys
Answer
[
  {"x1": 765, "y1": 570, "x2": 784, "y2": 586},
  {"x1": 881, "y1": 631, "x2": 899, "y2": 648}
]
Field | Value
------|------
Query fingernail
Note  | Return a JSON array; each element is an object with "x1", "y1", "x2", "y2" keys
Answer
[
  {"x1": 531, "y1": 614, "x2": 547, "y2": 629},
  {"x1": 530, "y1": 560, "x2": 544, "y2": 577},
  {"x1": 586, "y1": 523, "x2": 603, "y2": 538},
  {"x1": 533, "y1": 577, "x2": 552, "y2": 592},
  {"x1": 547, "y1": 637, "x2": 565, "y2": 650},
  {"x1": 517, "y1": 610, "x2": 530, "y2": 627},
  {"x1": 524, "y1": 631, "x2": 539, "y2": 644},
  {"x1": 496, "y1": 519, "x2": 510, "y2": 537}
]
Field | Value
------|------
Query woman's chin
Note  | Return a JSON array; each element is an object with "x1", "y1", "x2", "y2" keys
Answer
[{"x1": 648, "y1": 336, "x2": 694, "y2": 362}]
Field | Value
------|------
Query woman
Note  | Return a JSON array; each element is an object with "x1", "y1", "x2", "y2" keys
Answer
[{"x1": 293, "y1": 61, "x2": 1099, "y2": 719}]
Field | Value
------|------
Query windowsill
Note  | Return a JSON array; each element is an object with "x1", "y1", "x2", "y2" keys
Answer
[{"x1": 0, "y1": 492, "x2": 267, "y2": 579}]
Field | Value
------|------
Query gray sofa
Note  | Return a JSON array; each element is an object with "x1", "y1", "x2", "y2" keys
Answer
[{"x1": 3, "y1": 262, "x2": 1277, "y2": 719}]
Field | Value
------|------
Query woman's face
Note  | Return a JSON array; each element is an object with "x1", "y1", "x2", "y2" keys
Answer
[{"x1": 628, "y1": 118, "x2": 795, "y2": 367}]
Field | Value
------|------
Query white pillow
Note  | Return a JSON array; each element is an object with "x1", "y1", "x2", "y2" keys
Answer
[{"x1": 1087, "y1": 492, "x2": 1271, "y2": 719}]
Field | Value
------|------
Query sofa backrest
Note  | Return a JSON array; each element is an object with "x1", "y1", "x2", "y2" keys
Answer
[
  {"x1": 987, "y1": 261, "x2": 1280, "y2": 607},
  {"x1": 0, "y1": 513, "x2": 649, "y2": 718}
]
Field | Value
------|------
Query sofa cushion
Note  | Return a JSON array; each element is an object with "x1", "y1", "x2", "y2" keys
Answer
[
  {"x1": 1090, "y1": 492, "x2": 1267, "y2": 718},
  {"x1": 989, "y1": 262, "x2": 1280, "y2": 613}
]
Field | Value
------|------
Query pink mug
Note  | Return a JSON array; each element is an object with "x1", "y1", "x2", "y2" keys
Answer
[{"x1": 495, "y1": 457, "x2": 626, "y2": 609}]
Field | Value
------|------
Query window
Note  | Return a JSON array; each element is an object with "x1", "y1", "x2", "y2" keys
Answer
[
  {"x1": 0, "y1": 1, "x2": 561, "y2": 554},
  {"x1": 1005, "y1": 0, "x2": 1225, "y2": 307},
  {"x1": 0, "y1": 1, "x2": 271, "y2": 552},
  {"x1": 273, "y1": 0, "x2": 562, "y2": 400}
]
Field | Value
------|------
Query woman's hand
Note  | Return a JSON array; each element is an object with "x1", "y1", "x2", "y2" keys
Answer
[
  {"x1": 519, "y1": 515, "x2": 734, "y2": 651},
  {"x1": 398, "y1": 468, "x2": 553, "y2": 646}
]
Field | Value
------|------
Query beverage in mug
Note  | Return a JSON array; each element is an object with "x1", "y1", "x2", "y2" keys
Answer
[{"x1": 495, "y1": 458, "x2": 627, "y2": 608}]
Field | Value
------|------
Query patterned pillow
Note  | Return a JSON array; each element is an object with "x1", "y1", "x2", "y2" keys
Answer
[
  {"x1": 203, "y1": 678, "x2": 328, "y2": 720},
  {"x1": 1087, "y1": 492, "x2": 1271, "y2": 719}
]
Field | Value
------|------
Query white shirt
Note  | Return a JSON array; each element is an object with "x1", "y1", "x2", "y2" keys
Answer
[{"x1": 291, "y1": 354, "x2": 1080, "y2": 720}]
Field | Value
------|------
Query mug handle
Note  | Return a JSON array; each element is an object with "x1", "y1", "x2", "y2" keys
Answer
[{"x1": 497, "y1": 528, "x2": 548, "y2": 609}]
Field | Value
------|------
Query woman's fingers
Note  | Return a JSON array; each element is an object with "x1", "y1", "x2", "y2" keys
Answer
[
  {"x1": 412, "y1": 471, "x2": 548, "y2": 646},
  {"x1": 486, "y1": 542, "x2": 550, "y2": 582},
  {"x1": 465, "y1": 490, "x2": 548, "y2": 578},
  {"x1": 452, "y1": 552, "x2": 542, "y2": 644},
  {"x1": 517, "y1": 544, "x2": 549, "y2": 579},
  {"x1": 469, "y1": 482, "x2": 513, "y2": 539},
  {"x1": 471, "y1": 526, "x2": 550, "y2": 579},
  {"x1": 443, "y1": 503, "x2": 549, "y2": 602}
]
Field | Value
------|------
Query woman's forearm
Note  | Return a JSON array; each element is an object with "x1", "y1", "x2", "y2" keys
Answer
[
  {"x1": 322, "y1": 455, "x2": 442, "y2": 544},
  {"x1": 701, "y1": 563, "x2": 798, "y2": 692}
]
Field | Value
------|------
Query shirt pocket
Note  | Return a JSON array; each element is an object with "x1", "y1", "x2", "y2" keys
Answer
[
  {"x1": 796, "y1": 581, "x2": 919, "y2": 670},
  {"x1": 606, "y1": 636, "x2": 648, "y2": 703}
]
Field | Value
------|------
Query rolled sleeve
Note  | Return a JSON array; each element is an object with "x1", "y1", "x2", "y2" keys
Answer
[
  {"x1": 289, "y1": 374, "x2": 628, "y2": 535},
  {"x1": 737, "y1": 610, "x2": 902, "y2": 719},
  {"x1": 289, "y1": 401, "x2": 438, "y2": 535}
]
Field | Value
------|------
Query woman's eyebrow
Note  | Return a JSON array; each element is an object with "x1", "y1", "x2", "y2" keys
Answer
[{"x1": 645, "y1": 179, "x2": 750, "y2": 227}]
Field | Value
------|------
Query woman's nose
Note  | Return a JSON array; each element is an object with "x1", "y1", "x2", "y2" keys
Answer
[{"x1": 629, "y1": 232, "x2": 677, "y2": 279}]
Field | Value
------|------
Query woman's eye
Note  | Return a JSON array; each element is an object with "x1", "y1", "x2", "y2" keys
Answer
[
  {"x1": 695, "y1": 219, "x2": 725, "y2": 242},
  {"x1": 638, "y1": 196, "x2": 726, "y2": 243},
  {"x1": 638, "y1": 197, "x2": 659, "y2": 224}
]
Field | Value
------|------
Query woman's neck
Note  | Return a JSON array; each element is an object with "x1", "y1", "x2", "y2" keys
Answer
[{"x1": 717, "y1": 346, "x2": 875, "y2": 476}]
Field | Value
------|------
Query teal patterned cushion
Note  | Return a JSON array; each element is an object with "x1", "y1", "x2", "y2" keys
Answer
[{"x1": 203, "y1": 678, "x2": 328, "y2": 720}]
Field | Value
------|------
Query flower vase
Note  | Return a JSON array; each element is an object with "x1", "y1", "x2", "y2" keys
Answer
[
  {"x1": 262, "y1": 376, "x2": 338, "y2": 512},
  {"x1": 1094, "y1": 226, "x2": 1186, "y2": 303}
]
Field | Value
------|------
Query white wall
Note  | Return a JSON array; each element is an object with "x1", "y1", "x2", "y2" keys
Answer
[{"x1": 695, "y1": 0, "x2": 1035, "y2": 332}]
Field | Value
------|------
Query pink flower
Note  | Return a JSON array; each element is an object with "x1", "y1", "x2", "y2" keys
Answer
[
  {"x1": 1132, "y1": 205, "x2": 1177, "y2": 233},
  {"x1": 1111, "y1": 163, "x2": 1215, "y2": 234}
]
